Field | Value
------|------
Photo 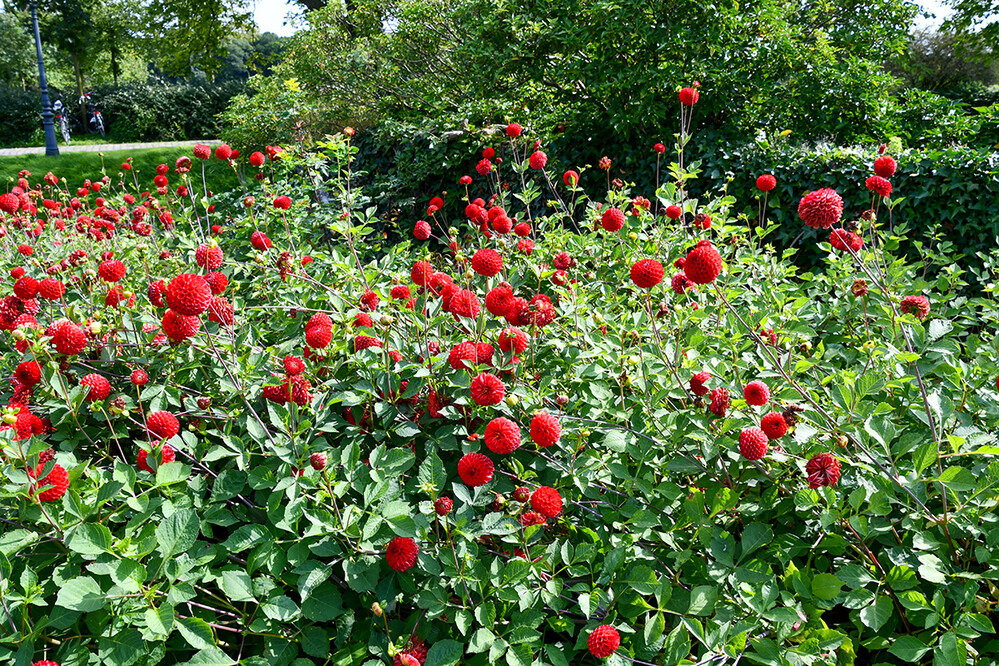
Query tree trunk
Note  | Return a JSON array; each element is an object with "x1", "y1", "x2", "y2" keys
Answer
[{"x1": 72, "y1": 52, "x2": 85, "y2": 127}]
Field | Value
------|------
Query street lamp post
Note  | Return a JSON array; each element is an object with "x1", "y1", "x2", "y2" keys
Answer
[{"x1": 29, "y1": 0, "x2": 59, "y2": 157}]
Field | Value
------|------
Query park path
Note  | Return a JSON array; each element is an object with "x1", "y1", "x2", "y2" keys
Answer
[{"x1": 0, "y1": 140, "x2": 214, "y2": 157}]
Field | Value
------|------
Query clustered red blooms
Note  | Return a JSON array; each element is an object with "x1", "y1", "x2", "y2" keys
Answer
[
  {"x1": 630, "y1": 258, "x2": 664, "y2": 289},
  {"x1": 797, "y1": 188, "x2": 844, "y2": 229},
  {"x1": 684, "y1": 241, "x2": 723, "y2": 285},
  {"x1": 457, "y1": 452, "x2": 494, "y2": 486},
  {"x1": 587, "y1": 625, "x2": 621, "y2": 658}
]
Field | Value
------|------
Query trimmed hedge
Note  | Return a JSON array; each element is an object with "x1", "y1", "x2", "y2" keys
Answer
[{"x1": 0, "y1": 81, "x2": 246, "y2": 145}]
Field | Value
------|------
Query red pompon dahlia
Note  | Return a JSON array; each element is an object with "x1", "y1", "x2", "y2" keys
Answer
[
  {"x1": 601, "y1": 207, "x2": 625, "y2": 232},
  {"x1": 630, "y1": 259, "x2": 664, "y2": 289},
  {"x1": 739, "y1": 427, "x2": 769, "y2": 460},
  {"x1": 498, "y1": 326, "x2": 529, "y2": 354},
  {"x1": 147, "y1": 411, "x2": 180, "y2": 439},
  {"x1": 485, "y1": 417, "x2": 521, "y2": 454},
  {"x1": 678, "y1": 86, "x2": 700, "y2": 105},
  {"x1": 166, "y1": 273, "x2": 211, "y2": 316},
  {"x1": 798, "y1": 188, "x2": 844, "y2": 229},
  {"x1": 470, "y1": 372, "x2": 505, "y2": 405},
  {"x1": 130, "y1": 368, "x2": 148, "y2": 385},
  {"x1": 305, "y1": 325, "x2": 332, "y2": 349},
  {"x1": 448, "y1": 342, "x2": 478, "y2": 370},
  {"x1": 476, "y1": 342, "x2": 494, "y2": 366},
  {"x1": 411, "y1": 260, "x2": 433, "y2": 286},
  {"x1": 457, "y1": 452, "x2": 494, "y2": 486},
  {"x1": 530, "y1": 411, "x2": 561, "y2": 447},
  {"x1": 14, "y1": 276, "x2": 38, "y2": 299},
  {"x1": 251, "y1": 230, "x2": 272, "y2": 250},
  {"x1": 162, "y1": 309, "x2": 201, "y2": 341},
  {"x1": 449, "y1": 289, "x2": 481, "y2": 319},
  {"x1": 684, "y1": 243, "x2": 723, "y2": 284},
  {"x1": 137, "y1": 444, "x2": 176, "y2": 473},
  {"x1": 195, "y1": 243, "x2": 224, "y2": 269},
  {"x1": 506, "y1": 123, "x2": 523, "y2": 138},
  {"x1": 689, "y1": 371, "x2": 711, "y2": 396},
  {"x1": 273, "y1": 195, "x2": 292, "y2": 210},
  {"x1": 30, "y1": 463, "x2": 69, "y2": 502},
  {"x1": 486, "y1": 285, "x2": 515, "y2": 317},
  {"x1": 80, "y1": 373, "x2": 111, "y2": 401},
  {"x1": 874, "y1": 155, "x2": 897, "y2": 178},
  {"x1": 563, "y1": 170, "x2": 579, "y2": 186},
  {"x1": 38, "y1": 278, "x2": 64, "y2": 300},
  {"x1": 386, "y1": 536, "x2": 419, "y2": 572},
  {"x1": 32, "y1": 661, "x2": 62, "y2": 666},
  {"x1": 829, "y1": 229, "x2": 863, "y2": 253},
  {"x1": 51, "y1": 321, "x2": 87, "y2": 355},
  {"x1": 587, "y1": 625, "x2": 621, "y2": 658},
  {"x1": 16, "y1": 360, "x2": 41, "y2": 387},
  {"x1": 805, "y1": 452, "x2": 842, "y2": 488},
  {"x1": 760, "y1": 412, "x2": 788, "y2": 439},
  {"x1": 471, "y1": 248, "x2": 503, "y2": 277},
  {"x1": 756, "y1": 174, "x2": 776, "y2": 191},
  {"x1": 193, "y1": 144, "x2": 211, "y2": 159},
  {"x1": 900, "y1": 295, "x2": 930, "y2": 320},
  {"x1": 148, "y1": 280, "x2": 167, "y2": 307},
  {"x1": 665, "y1": 205, "x2": 682, "y2": 219},
  {"x1": 529, "y1": 151, "x2": 547, "y2": 170},
  {"x1": 354, "y1": 335, "x2": 382, "y2": 352},
  {"x1": 865, "y1": 175, "x2": 892, "y2": 198},
  {"x1": 98, "y1": 259, "x2": 126, "y2": 282},
  {"x1": 306, "y1": 312, "x2": 333, "y2": 330},
  {"x1": 360, "y1": 290, "x2": 379, "y2": 311},
  {"x1": 743, "y1": 380, "x2": 770, "y2": 406},
  {"x1": 414, "y1": 220, "x2": 431, "y2": 240},
  {"x1": 530, "y1": 486, "x2": 563, "y2": 518}
]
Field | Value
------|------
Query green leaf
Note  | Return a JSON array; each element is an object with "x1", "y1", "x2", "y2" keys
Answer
[
  {"x1": 177, "y1": 616, "x2": 216, "y2": 650},
  {"x1": 221, "y1": 524, "x2": 270, "y2": 552},
  {"x1": 219, "y1": 569, "x2": 256, "y2": 602},
  {"x1": 184, "y1": 647, "x2": 236, "y2": 665},
  {"x1": 468, "y1": 628, "x2": 495, "y2": 654},
  {"x1": 859, "y1": 596, "x2": 893, "y2": 631},
  {"x1": 739, "y1": 523, "x2": 772, "y2": 561},
  {"x1": 425, "y1": 639, "x2": 463, "y2": 666},
  {"x1": 156, "y1": 509, "x2": 200, "y2": 559},
  {"x1": 301, "y1": 583, "x2": 343, "y2": 621},
  {"x1": 56, "y1": 576, "x2": 105, "y2": 612},
  {"x1": 145, "y1": 606, "x2": 175, "y2": 636},
  {"x1": 933, "y1": 632, "x2": 966, "y2": 666},
  {"x1": 65, "y1": 523, "x2": 113, "y2": 555},
  {"x1": 888, "y1": 635, "x2": 930, "y2": 661},
  {"x1": 811, "y1": 573, "x2": 843, "y2": 601},
  {"x1": 97, "y1": 628, "x2": 144, "y2": 666},
  {"x1": 687, "y1": 585, "x2": 716, "y2": 616},
  {"x1": 417, "y1": 451, "x2": 446, "y2": 494}
]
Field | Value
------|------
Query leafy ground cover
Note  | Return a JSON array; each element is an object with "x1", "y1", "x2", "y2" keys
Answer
[{"x1": 1, "y1": 92, "x2": 999, "y2": 666}]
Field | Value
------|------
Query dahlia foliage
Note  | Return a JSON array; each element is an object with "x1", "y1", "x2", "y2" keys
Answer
[{"x1": 1, "y1": 104, "x2": 998, "y2": 666}]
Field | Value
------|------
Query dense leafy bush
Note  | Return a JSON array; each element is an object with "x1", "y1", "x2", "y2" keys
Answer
[
  {"x1": 2, "y1": 104, "x2": 999, "y2": 666},
  {"x1": 0, "y1": 81, "x2": 245, "y2": 145},
  {"x1": 0, "y1": 86, "x2": 45, "y2": 147},
  {"x1": 95, "y1": 80, "x2": 247, "y2": 143}
]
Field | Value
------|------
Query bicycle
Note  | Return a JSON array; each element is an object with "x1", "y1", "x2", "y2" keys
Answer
[
  {"x1": 52, "y1": 98, "x2": 71, "y2": 144},
  {"x1": 79, "y1": 92, "x2": 106, "y2": 139}
]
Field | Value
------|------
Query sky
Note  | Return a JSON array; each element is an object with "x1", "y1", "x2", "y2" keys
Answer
[
  {"x1": 253, "y1": 0, "x2": 956, "y2": 37},
  {"x1": 253, "y1": 0, "x2": 301, "y2": 37}
]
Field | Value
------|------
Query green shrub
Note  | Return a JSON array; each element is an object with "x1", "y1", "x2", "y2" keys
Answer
[{"x1": 0, "y1": 86, "x2": 44, "y2": 146}]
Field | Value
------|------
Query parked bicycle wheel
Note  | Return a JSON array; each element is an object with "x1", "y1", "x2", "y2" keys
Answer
[
  {"x1": 95, "y1": 113, "x2": 106, "y2": 139},
  {"x1": 59, "y1": 115, "x2": 71, "y2": 144}
]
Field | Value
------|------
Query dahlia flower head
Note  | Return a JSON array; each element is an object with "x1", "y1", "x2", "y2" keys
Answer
[{"x1": 798, "y1": 188, "x2": 844, "y2": 229}]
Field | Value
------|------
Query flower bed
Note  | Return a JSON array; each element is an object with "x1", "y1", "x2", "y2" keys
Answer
[{"x1": 2, "y1": 92, "x2": 999, "y2": 666}]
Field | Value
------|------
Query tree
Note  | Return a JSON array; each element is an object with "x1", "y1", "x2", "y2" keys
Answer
[
  {"x1": 144, "y1": 0, "x2": 255, "y2": 79},
  {"x1": 944, "y1": 0, "x2": 999, "y2": 54},
  {"x1": 890, "y1": 30, "x2": 997, "y2": 90},
  {"x1": 0, "y1": 10, "x2": 34, "y2": 88}
]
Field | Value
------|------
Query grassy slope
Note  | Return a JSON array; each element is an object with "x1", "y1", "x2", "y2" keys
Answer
[{"x1": 0, "y1": 147, "x2": 240, "y2": 194}]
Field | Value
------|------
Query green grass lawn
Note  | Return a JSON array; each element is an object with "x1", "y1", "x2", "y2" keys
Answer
[{"x1": 0, "y1": 146, "x2": 241, "y2": 194}]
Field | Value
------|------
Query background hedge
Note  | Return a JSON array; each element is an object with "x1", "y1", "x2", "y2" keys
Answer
[{"x1": 0, "y1": 80, "x2": 246, "y2": 146}]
